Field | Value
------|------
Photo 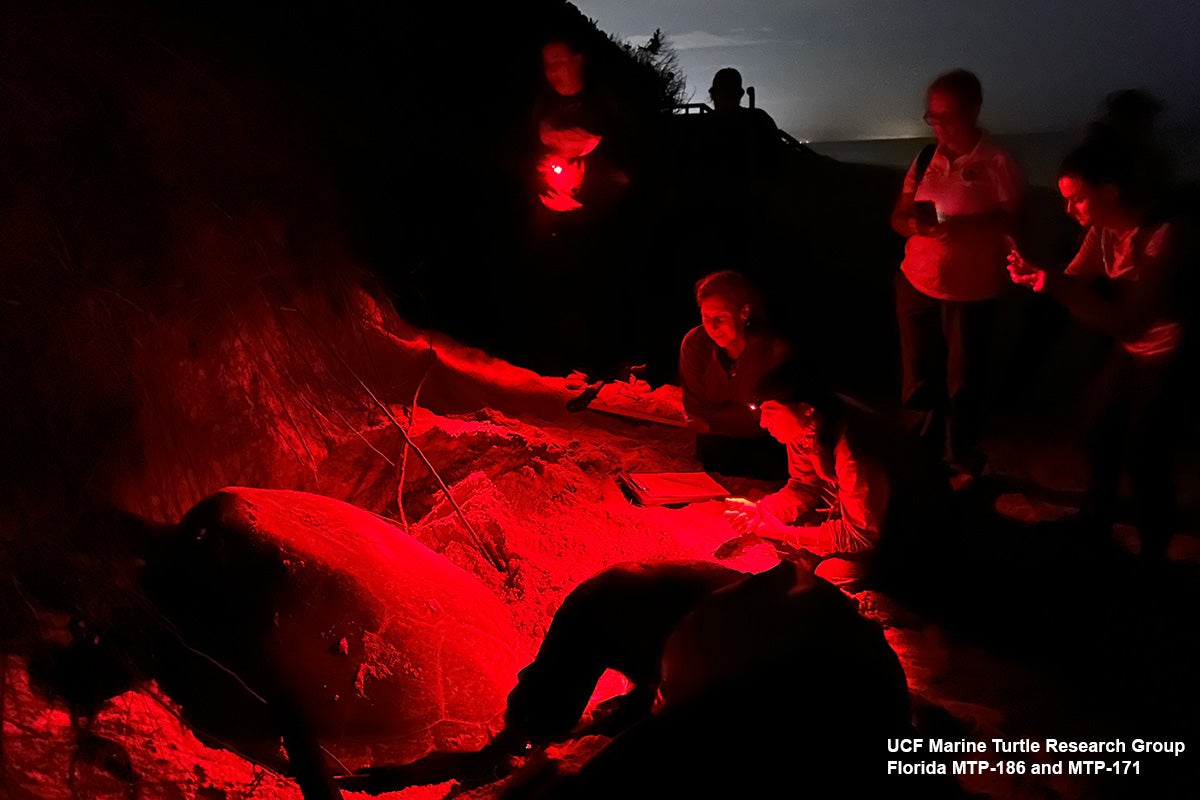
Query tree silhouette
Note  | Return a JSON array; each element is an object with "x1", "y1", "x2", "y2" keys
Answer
[{"x1": 612, "y1": 27, "x2": 688, "y2": 108}]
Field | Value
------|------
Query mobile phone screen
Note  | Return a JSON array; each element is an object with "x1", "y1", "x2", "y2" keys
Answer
[{"x1": 914, "y1": 200, "x2": 937, "y2": 227}]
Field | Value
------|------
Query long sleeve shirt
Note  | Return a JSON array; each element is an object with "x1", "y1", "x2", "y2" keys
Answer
[
  {"x1": 679, "y1": 328, "x2": 787, "y2": 438},
  {"x1": 757, "y1": 432, "x2": 889, "y2": 558}
]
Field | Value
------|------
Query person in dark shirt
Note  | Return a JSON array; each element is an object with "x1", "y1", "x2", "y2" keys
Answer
[
  {"x1": 516, "y1": 36, "x2": 640, "y2": 378},
  {"x1": 694, "y1": 68, "x2": 783, "y2": 268},
  {"x1": 679, "y1": 270, "x2": 788, "y2": 478},
  {"x1": 533, "y1": 38, "x2": 632, "y2": 216},
  {"x1": 705, "y1": 67, "x2": 781, "y2": 176}
]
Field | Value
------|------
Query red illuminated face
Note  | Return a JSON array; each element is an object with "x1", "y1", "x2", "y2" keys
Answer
[
  {"x1": 1058, "y1": 174, "x2": 1119, "y2": 228},
  {"x1": 924, "y1": 89, "x2": 978, "y2": 151},
  {"x1": 542, "y1": 42, "x2": 584, "y2": 97},
  {"x1": 759, "y1": 400, "x2": 818, "y2": 447},
  {"x1": 699, "y1": 297, "x2": 749, "y2": 351}
]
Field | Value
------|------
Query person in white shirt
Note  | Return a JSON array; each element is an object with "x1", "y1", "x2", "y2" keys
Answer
[
  {"x1": 1008, "y1": 110, "x2": 1190, "y2": 561},
  {"x1": 890, "y1": 69, "x2": 1023, "y2": 483}
]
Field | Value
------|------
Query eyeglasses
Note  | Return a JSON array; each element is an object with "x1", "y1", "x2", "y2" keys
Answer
[{"x1": 923, "y1": 111, "x2": 955, "y2": 126}]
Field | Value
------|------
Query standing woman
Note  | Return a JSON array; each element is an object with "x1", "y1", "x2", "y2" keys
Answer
[
  {"x1": 680, "y1": 270, "x2": 788, "y2": 478},
  {"x1": 1008, "y1": 118, "x2": 1189, "y2": 561},
  {"x1": 890, "y1": 69, "x2": 1023, "y2": 481}
]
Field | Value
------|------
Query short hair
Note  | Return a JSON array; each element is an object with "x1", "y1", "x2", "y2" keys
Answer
[
  {"x1": 927, "y1": 69, "x2": 982, "y2": 110},
  {"x1": 694, "y1": 270, "x2": 754, "y2": 311}
]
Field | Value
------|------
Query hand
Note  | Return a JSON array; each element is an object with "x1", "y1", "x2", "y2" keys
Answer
[
  {"x1": 911, "y1": 215, "x2": 938, "y2": 238},
  {"x1": 929, "y1": 216, "x2": 954, "y2": 240},
  {"x1": 1011, "y1": 269, "x2": 1047, "y2": 292},
  {"x1": 722, "y1": 497, "x2": 762, "y2": 535},
  {"x1": 751, "y1": 509, "x2": 794, "y2": 540},
  {"x1": 541, "y1": 125, "x2": 603, "y2": 158},
  {"x1": 1007, "y1": 250, "x2": 1047, "y2": 291},
  {"x1": 1006, "y1": 245, "x2": 1037, "y2": 276}
]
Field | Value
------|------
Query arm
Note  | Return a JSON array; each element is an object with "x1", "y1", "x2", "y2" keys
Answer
[
  {"x1": 757, "y1": 445, "x2": 824, "y2": 522},
  {"x1": 890, "y1": 156, "x2": 926, "y2": 238},
  {"x1": 1045, "y1": 261, "x2": 1171, "y2": 343},
  {"x1": 1017, "y1": 226, "x2": 1177, "y2": 342},
  {"x1": 890, "y1": 190, "x2": 922, "y2": 239},
  {"x1": 759, "y1": 439, "x2": 887, "y2": 557},
  {"x1": 679, "y1": 330, "x2": 715, "y2": 422}
]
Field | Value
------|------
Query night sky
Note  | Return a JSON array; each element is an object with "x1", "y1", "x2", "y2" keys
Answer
[{"x1": 574, "y1": 0, "x2": 1200, "y2": 142}]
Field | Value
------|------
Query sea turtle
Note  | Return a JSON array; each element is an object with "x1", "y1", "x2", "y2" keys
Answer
[{"x1": 141, "y1": 487, "x2": 524, "y2": 799}]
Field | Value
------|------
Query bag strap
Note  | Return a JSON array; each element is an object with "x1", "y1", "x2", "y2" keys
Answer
[{"x1": 913, "y1": 143, "x2": 937, "y2": 187}]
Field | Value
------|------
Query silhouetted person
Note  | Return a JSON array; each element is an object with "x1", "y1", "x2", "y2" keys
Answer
[
  {"x1": 705, "y1": 67, "x2": 779, "y2": 165},
  {"x1": 1007, "y1": 100, "x2": 1190, "y2": 562},
  {"x1": 697, "y1": 67, "x2": 782, "y2": 269},
  {"x1": 891, "y1": 69, "x2": 1023, "y2": 486},
  {"x1": 679, "y1": 270, "x2": 788, "y2": 478},
  {"x1": 495, "y1": 560, "x2": 938, "y2": 800},
  {"x1": 502, "y1": 561, "x2": 745, "y2": 745}
]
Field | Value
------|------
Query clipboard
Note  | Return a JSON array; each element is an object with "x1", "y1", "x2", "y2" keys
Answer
[{"x1": 617, "y1": 471, "x2": 731, "y2": 506}]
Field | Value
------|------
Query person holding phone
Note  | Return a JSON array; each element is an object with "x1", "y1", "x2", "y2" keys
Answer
[
  {"x1": 1007, "y1": 103, "x2": 1191, "y2": 561},
  {"x1": 890, "y1": 69, "x2": 1023, "y2": 485}
]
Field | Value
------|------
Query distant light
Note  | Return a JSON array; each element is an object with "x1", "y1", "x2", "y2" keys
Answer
[{"x1": 552, "y1": 164, "x2": 563, "y2": 174}]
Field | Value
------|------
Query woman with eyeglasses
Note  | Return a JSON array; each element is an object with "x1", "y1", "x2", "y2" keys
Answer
[
  {"x1": 890, "y1": 69, "x2": 1023, "y2": 485},
  {"x1": 679, "y1": 270, "x2": 789, "y2": 478}
]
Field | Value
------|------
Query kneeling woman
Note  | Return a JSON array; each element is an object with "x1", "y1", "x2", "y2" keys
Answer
[
  {"x1": 720, "y1": 369, "x2": 890, "y2": 589},
  {"x1": 679, "y1": 270, "x2": 788, "y2": 478}
]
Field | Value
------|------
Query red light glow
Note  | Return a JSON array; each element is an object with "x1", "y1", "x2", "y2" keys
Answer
[{"x1": 537, "y1": 130, "x2": 601, "y2": 212}]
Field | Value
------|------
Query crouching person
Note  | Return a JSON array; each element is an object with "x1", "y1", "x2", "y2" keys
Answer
[{"x1": 717, "y1": 362, "x2": 890, "y2": 590}]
